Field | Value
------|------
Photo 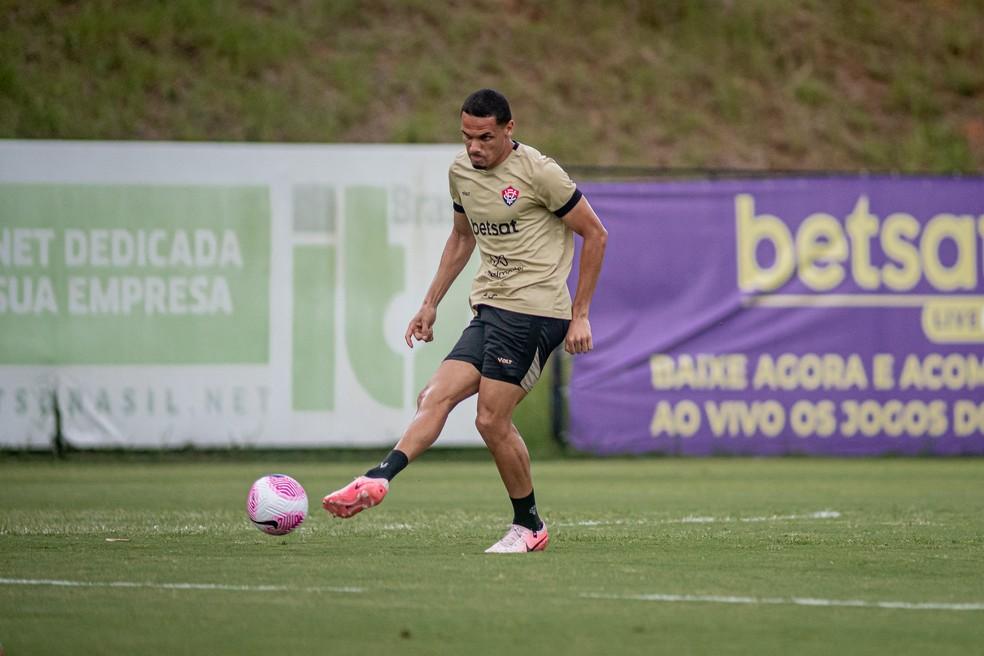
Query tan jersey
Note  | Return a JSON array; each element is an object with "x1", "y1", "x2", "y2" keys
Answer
[{"x1": 449, "y1": 141, "x2": 582, "y2": 320}]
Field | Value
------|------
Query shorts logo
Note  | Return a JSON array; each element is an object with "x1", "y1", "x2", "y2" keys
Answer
[
  {"x1": 501, "y1": 186, "x2": 520, "y2": 206},
  {"x1": 496, "y1": 356, "x2": 513, "y2": 365}
]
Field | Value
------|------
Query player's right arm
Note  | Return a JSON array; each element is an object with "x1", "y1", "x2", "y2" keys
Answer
[{"x1": 405, "y1": 211, "x2": 476, "y2": 348}]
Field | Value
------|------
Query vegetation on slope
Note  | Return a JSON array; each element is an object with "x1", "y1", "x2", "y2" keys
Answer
[{"x1": 2, "y1": 0, "x2": 982, "y2": 172}]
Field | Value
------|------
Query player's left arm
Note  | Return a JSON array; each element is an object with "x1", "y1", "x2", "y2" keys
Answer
[{"x1": 560, "y1": 196, "x2": 607, "y2": 354}]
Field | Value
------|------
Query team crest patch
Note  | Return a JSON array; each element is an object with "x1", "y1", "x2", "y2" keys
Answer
[{"x1": 501, "y1": 186, "x2": 520, "y2": 206}]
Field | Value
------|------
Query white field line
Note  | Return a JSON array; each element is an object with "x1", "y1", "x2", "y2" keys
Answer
[
  {"x1": 581, "y1": 592, "x2": 984, "y2": 612},
  {"x1": 0, "y1": 578, "x2": 365, "y2": 594},
  {"x1": 557, "y1": 510, "x2": 842, "y2": 528},
  {"x1": 368, "y1": 510, "x2": 843, "y2": 532}
]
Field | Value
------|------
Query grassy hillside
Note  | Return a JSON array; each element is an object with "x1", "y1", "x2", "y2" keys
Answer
[{"x1": 2, "y1": 0, "x2": 983, "y2": 172}]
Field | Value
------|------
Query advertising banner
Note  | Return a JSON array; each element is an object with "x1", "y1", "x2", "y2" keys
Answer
[
  {"x1": 569, "y1": 177, "x2": 984, "y2": 455},
  {"x1": 0, "y1": 141, "x2": 481, "y2": 448}
]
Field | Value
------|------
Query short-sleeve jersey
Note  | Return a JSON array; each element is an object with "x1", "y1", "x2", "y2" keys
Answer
[{"x1": 449, "y1": 141, "x2": 582, "y2": 320}]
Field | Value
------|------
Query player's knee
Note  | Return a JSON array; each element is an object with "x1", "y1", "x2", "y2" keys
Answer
[
  {"x1": 475, "y1": 411, "x2": 506, "y2": 442},
  {"x1": 416, "y1": 387, "x2": 430, "y2": 410},
  {"x1": 417, "y1": 384, "x2": 455, "y2": 412}
]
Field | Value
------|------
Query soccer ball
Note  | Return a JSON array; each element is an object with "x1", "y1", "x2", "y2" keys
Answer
[{"x1": 247, "y1": 474, "x2": 308, "y2": 536}]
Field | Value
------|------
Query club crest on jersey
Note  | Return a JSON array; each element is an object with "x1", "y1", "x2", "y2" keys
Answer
[{"x1": 501, "y1": 186, "x2": 520, "y2": 206}]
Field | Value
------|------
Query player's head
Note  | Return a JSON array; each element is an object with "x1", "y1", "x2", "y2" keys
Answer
[
  {"x1": 460, "y1": 88, "x2": 515, "y2": 170},
  {"x1": 461, "y1": 88, "x2": 512, "y2": 125}
]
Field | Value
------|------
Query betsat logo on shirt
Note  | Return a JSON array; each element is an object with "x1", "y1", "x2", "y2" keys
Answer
[{"x1": 471, "y1": 219, "x2": 520, "y2": 236}]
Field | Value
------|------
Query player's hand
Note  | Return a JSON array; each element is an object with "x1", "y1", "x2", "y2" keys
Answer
[
  {"x1": 405, "y1": 305, "x2": 437, "y2": 348},
  {"x1": 564, "y1": 317, "x2": 593, "y2": 354}
]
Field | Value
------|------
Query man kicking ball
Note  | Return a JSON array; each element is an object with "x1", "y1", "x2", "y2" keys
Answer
[{"x1": 322, "y1": 88, "x2": 607, "y2": 553}]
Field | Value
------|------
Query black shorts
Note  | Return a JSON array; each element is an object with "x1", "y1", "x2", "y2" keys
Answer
[{"x1": 445, "y1": 304, "x2": 570, "y2": 392}]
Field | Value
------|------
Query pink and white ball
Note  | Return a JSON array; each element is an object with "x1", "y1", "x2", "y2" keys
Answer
[{"x1": 247, "y1": 474, "x2": 308, "y2": 536}]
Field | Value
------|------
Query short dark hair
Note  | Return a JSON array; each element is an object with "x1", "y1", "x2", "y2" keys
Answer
[{"x1": 460, "y1": 88, "x2": 512, "y2": 125}]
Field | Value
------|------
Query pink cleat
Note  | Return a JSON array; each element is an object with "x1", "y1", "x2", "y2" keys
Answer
[
  {"x1": 322, "y1": 476, "x2": 389, "y2": 518},
  {"x1": 484, "y1": 522, "x2": 549, "y2": 553}
]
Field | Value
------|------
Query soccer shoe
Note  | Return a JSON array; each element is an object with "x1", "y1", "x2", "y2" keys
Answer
[
  {"x1": 322, "y1": 476, "x2": 389, "y2": 518},
  {"x1": 484, "y1": 522, "x2": 549, "y2": 553}
]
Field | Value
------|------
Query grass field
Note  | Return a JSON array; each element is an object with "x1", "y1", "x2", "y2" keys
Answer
[{"x1": 1, "y1": 457, "x2": 983, "y2": 655}]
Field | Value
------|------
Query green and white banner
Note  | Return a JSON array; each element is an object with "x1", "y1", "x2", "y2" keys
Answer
[{"x1": 0, "y1": 141, "x2": 480, "y2": 448}]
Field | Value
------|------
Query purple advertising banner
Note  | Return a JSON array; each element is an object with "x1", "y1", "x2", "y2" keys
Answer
[{"x1": 569, "y1": 177, "x2": 984, "y2": 456}]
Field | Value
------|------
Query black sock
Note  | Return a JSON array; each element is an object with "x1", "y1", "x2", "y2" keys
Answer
[
  {"x1": 510, "y1": 490, "x2": 543, "y2": 532},
  {"x1": 364, "y1": 449, "x2": 409, "y2": 482}
]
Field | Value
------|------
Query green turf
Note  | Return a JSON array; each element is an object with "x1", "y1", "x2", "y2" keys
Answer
[{"x1": 1, "y1": 458, "x2": 983, "y2": 655}]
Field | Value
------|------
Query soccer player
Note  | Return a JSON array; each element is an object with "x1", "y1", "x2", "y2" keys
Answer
[{"x1": 323, "y1": 88, "x2": 607, "y2": 553}]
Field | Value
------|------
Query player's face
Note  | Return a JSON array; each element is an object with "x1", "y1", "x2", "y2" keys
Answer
[{"x1": 461, "y1": 113, "x2": 514, "y2": 170}]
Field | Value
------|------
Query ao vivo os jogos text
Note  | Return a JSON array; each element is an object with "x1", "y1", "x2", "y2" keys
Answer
[{"x1": 649, "y1": 351, "x2": 984, "y2": 439}]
